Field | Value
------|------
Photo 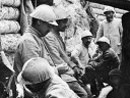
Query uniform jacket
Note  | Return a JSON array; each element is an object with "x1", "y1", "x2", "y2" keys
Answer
[
  {"x1": 42, "y1": 75, "x2": 79, "y2": 98},
  {"x1": 14, "y1": 26, "x2": 54, "y2": 76},
  {"x1": 71, "y1": 41, "x2": 97, "y2": 70},
  {"x1": 92, "y1": 48, "x2": 120, "y2": 81},
  {"x1": 96, "y1": 18, "x2": 123, "y2": 54},
  {"x1": 44, "y1": 30, "x2": 77, "y2": 82}
]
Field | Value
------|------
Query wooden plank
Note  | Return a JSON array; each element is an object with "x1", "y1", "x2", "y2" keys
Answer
[
  {"x1": 90, "y1": 2, "x2": 127, "y2": 20},
  {"x1": 90, "y1": 2, "x2": 105, "y2": 9},
  {"x1": 115, "y1": 8, "x2": 128, "y2": 14},
  {"x1": 86, "y1": 0, "x2": 130, "y2": 11},
  {"x1": 92, "y1": 7, "x2": 124, "y2": 17},
  {"x1": 96, "y1": 14, "x2": 105, "y2": 21},
  {"x1": 90, "y1": 2, "x2": 128, "y2": 14},
  {"x1": 92, "y1": 7, "x2": 104, "y2": 15}
]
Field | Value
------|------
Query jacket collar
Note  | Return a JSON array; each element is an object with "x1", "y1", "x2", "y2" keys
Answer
[{"x1": 27, "y1": 26, "x2": 42, "y2": 37}]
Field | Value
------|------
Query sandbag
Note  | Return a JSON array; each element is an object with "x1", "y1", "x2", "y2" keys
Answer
[
  {"x1": 1, "y1": 34, "x2": 21, "y2": 53},
  {"x1": 0, "y1": 7, "x2": 20, "y2": 20},
  {"x1": 1, "y1": 0, "x2": 21, "y2": 7},
  {"x1": 0, "y1": 20, "x2": 20, "y2": 34}
]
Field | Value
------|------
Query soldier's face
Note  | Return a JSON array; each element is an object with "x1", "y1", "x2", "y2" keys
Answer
[
  {"x1": 98, "y1": 42, "x2": 109, "y2": 51},
  {"x1": 82, "y1": 36, "x2": 92, "y2": 47},
  {"x1": 105, "y1": 11, "x2": 114, "y2": 22},
  {"x1": 39, "y1": 21, "x2": 50, "y2": 37},
  {"x1": 57, "y1": 19, "x2": 68, "y2": 32}
]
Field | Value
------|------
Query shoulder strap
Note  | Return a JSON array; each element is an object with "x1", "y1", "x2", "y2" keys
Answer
[{"x1": 43, "y1": 38, "x2": 57, "y2": 67}]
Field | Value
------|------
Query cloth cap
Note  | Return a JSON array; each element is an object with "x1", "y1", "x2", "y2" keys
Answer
[
  {"x1": 81, "y1": 29, "x2": 92, "y2": 39},
  {"x1": 30, "y1": 4, "x2": 58, "y2": 26},
  {"x1": 96, "y1": 37, "x2": 110, "y2": 46},
  {"x1": 103, "y1": 6, "x2": 115, "y2": 14},
  {"x1": 17, "y1": 57, "x2": 55, "y2": 85}
]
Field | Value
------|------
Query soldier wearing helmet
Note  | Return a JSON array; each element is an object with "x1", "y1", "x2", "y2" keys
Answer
[
  {"x1": 70, "y1": 30, "x2": 97, "y2": 97},
  {"x1": 44, "y1": 6, "x2": 89, "y2": 98},
  {"x1": 85, "y1": 37, "x2": 120, "y2": 96},
  {"x1": 90, "y1": 37, "x2": 120, "y2": 85},
  {"x1": 17, "y1": 57, "x2": 80, "y2": 98},
  {"x1": 96, "y1": 6, "x2": 123, "y2": 57},
  {"x1": 14, "y1": 4, "x2": 58, "y2": 98},
  {"x1": 71, "y1": 30, "x2": 97, "y2": 72},
  {"x1": 103, "y1": 6, "x2": 115, "y2": 22}
]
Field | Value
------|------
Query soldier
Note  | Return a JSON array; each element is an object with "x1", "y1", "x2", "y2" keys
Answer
[
  {"x1": 44, "y1": 6, "x2": 89, "y2": 98},
  {"x1": 14, "y1": 4, "x2": 58, "y2": 98},
  {"x1": 91, "y1": 37, "x2": 120, "y2": 84}
]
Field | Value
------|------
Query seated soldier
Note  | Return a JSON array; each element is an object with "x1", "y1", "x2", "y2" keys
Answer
[
  {"x1": 90, "y1": 37, "x2": 120, "y2": 84},
  {"x1": 71, "y1": 29, "x2": 97, "y2": 77},
  {"x1": 85, "y1": 37, "x2": 120, "y2": 96},
  {"x1": 17, "y1": 57, "x2": 79, "y2": 98}
]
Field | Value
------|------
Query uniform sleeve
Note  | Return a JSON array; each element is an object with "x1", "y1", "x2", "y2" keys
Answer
[
  {"x1": 119, "y1": 21, "x2": 123, "y2": 44},
  {"x1": 93, "y1": 50, "x2": 120, "y2": 69},
  {"x1": 88, "y1": 41, "x2": 98, "y2": 58},
  {"x1": 20, "y1": 40, "x2": 40, "y2": 64},
  {"x1": 96, "y1": 22, "x2": 104, "y2": 41},
  {"x1": 71, "y1": 44, "x2": 82, "y2": 57},
  {"x1": 14, "y1": 39, "x2": 40, "y2": 81},
  {"x1": 71, "y1": 44, "x2": 84, "y2": 69},
  {"x1": 44, "y1": 36, "x2": 71, "y2": 74},
  {"x1": 92, "y1": 51, "x2": 112, "y2": 68}
]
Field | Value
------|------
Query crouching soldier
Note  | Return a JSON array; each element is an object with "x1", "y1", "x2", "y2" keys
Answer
[{"x1": 90, "y1": 37, "x2": 120, "y2": 85}]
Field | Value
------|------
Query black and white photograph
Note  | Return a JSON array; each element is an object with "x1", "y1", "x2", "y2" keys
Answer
[{"x1": 0, "y1": 0, "x2": 130, "y2": 98}]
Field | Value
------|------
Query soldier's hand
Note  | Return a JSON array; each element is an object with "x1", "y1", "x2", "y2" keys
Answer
[{"x1": 73, "y1": 66, "x2": 82, "y2": 75}]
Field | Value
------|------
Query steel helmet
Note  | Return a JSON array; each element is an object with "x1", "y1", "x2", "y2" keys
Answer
[
  {"x1": 17, "y1": 57, "x2": 55, "y2": 85},
  {"x1": 96, "y1": 36, "x2": 110, "y2": 46},
  {"x1": 53, "y1": 5, "x2": 69, "y2": 20},
  {"x1": 103, "y1": 6, "x2": 115, "y2": 14},
  {"x1": 81, "y1": 29, "x2": 92, "y2": 39},
  {"x1": 30, "y1": 4, "x2": 58, "y2": 26}
]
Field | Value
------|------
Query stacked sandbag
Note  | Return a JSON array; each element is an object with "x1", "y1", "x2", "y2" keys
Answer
[
  {"x1": 1, "y1": 34, "x2": 20, "y2": 53},
  {"x1": 0, "y1": 6, "x2": 20, "y2": 20},
  {"x1": 0, "y1": 0, "x2": 21, "y2": 34},
  {"x1": 1, "y1": 0, "x2": 21, "y2": 7},
  {"x1": 0, "y1": 0, "x2": 21, "y2": 65},
  {"x1": 0, "y1": 20, "x2": 20, "y2": 34}
]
